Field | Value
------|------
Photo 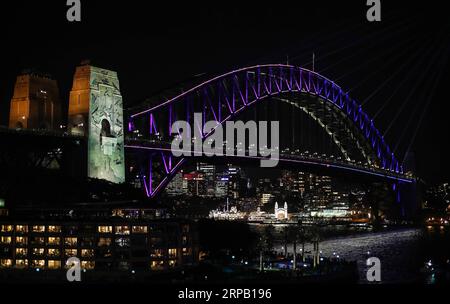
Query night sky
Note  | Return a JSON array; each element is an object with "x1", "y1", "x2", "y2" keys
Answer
[{"x1": 1, "y1": 1, "x2": 449, "y2": 184}]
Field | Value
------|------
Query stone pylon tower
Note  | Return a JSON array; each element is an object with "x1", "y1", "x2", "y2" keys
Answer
[
  {"x1": 9, "y1": 72, "x2": 61, "y2": 130},
  {"x1": 68, "y1": 61, "x2": 125, "y2": 184}
]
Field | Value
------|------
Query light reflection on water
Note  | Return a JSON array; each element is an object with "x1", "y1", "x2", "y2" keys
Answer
[{"x1": 278, "y1": 228, "x2": 425, "y2": 283}]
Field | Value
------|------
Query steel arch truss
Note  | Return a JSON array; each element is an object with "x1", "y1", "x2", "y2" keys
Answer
[{"x1": 128, "y1": 64, "x2": 402, "y2": 198}]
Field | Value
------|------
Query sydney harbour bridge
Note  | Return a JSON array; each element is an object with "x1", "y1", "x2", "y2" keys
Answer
[{"x1": 0, "y1": 64, "x2": 417, "y2": 217}]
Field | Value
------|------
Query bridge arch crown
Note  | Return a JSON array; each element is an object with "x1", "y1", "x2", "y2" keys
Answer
[{"x1": 127, "y1": 64, "x2": 403, "y2": 197}]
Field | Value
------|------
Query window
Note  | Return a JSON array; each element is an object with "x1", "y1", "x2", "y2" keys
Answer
[
  {"x1": 98, "y1": 237, "x2": 112, "y2": 246},
  {"x1": 132, "y1": 226, "x2": 148, "y2": 234},
  {"x1": 31, "y1": 260, "x2": 45, "y2": 268},
  {"x1": 48, "y1": 248, "x2": 60, "y2": 257},
  {"x1": 168, "y1": 248, "x2": 177, "y2": 258},
  {"x1": 115, "y1": 237, "x2": 130, "y2": 247},
  {"x1": 15, "y1": 225, "x2": 28, "y2": 233},
  {"x1": 65, "y1": 249, "x2": 77, "y2": 257},
  {"x1": 0, "y1": 236, "x2": 11, "y2": 244},
  {"x1": 48, "y1": 237, "x2": 60, "y2": 245},
  {"x1": 182, "y1": 247, "x2": 191, "y2": 256},
  {"x1": 48, "y1": 260, "x2": 61, "y2": 269},
  {"x1": 15, "y1": 236, "x2": 27, "y2": 245},
  {"x1": 98, "y1": 226, "x2": 112, "y2": 233},
  {"x1": 81, "y1": 249, "x2": 94, "y2": 258},
  {"x1": 182, "y1": 225, "x2": 189, "y2": 233},
  {"x1": 0, "y1": 259, "x2": 13, "y2": 268},
  {"x1": 32, "y1": 248, "x2": 45, "y2": 256},
  {"x1": 151, "y1": 248, "x2": 165, "y2": 258},
  {"x1": 31, "y1": 237, "x2": 45, "y2": 245},
  {"x1": 81, "y1": 261, "x2": 95, "y2": 270},
  {"x1": 150, "y1": 260, "x2": 164, "y2": 270},
  {"x1": 15, "y1": 259, "x2": 28, "y2": 269},
  {"x1": 0, "y1": 225, "x2": 12, "y2": 232},
  {"x1": 182, "y1": 236, "x2": 188, "y2": 245},
  {"x1": 80, "y1": 237, "x2": 95, "y2": 247},
  {"x1": 15, "y1": 248, "x2": 27, "y2": 257},
  {"x1": 115, "y1": 225, "x2": 130, "y2": 235},
  {"x1": 32, "y1": 225, "x2": 45, "y2": 233},
  {"x1": 168, "y1": 260, "x2": 177, "y2": 268},
  {"x1": 48, "y1": 226, "x2": 61, "y2": 233},
  {"x1": 64, "y1": 237, "x2": 77, "y2": 247}
]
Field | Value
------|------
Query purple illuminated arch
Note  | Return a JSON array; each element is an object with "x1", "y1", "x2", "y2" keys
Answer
[{"x1": 128, "y1": 64, "x2": 403, "y2": 198}]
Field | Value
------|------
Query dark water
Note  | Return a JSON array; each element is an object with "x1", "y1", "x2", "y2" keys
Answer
[{"x1": 276, "y1": 226, "x2": 450, "y2": 283}]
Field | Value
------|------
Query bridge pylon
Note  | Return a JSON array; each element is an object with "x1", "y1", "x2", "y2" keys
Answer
[{"x1": 68, "y1": 61, "x2": 125, "y2": 184}]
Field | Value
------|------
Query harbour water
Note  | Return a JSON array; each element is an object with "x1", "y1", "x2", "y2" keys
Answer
[{"x1": 276, "y1": 227, "x2": 450, "y2": 283}]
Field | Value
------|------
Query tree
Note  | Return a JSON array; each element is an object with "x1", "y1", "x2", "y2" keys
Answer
[{"x1": 256, "y1": 225, "x2": 275, "y2": 272}]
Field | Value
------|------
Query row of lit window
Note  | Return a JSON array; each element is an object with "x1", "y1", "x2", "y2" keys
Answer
[
  {"x1": 1, "y1": 225, "x2": 188, "y2": 235},
  {"x1": 1, "y1": 236, "x2": 188, "y2": 248},
  {"x1": 0, "y1": 236, "x2": 77, "y2": 246},
  {"x1": 1, "y1": 225, "x2": 61, "y2": 233},
  {"x1": 98, "y1": 225, "x2": 147, "y2": 234},
  {"x1": 13, "y1": 248, "x2": 94, "y2": 258},
  {"x1": 0, "y1": 259, "x2": 94, "y2": 270},
  {"x1": 1, "y1": 259, "x2": 179, "y2": 270}
]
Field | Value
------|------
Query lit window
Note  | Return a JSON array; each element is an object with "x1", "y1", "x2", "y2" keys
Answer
[
  {"x1": 0, "y1": 236, "x2": 11, "y2": 244},
  {"x1": 15, "y1": 259, "x2": 28, "y2": 269},
  {"x1": 182, "y1": 247, "x2": 191, "y2": 256},
  {"x1": 98, "y1": 226, "x2": 112, "y2": 233},
  {"x1": 48, "y1": 237, "x2": 60, "y2": 245},
  {"x1": 65, "y1": 249, "x2": 77, "y2": 257},
  {"x1": 15, "y1": 248, "x2": 27, "y2": 257},
  {"x1": 168, "y1": 248, "x2": 177, "y2": 258},
  {"x1": 15, "y1": 225, "x2": 28, "y2": 233},
  {"x1": 81, "y1": 261, "x2": 95, "y2": 270},
  {"x1": 115, "y1": 237, "x2": 130, "y2": 247},
  {"x1": 48, "y1": 226, "x2": 61, "y2": 233},
  {"x1": 98, "y1": 237, "x2": 111, "y2": 246},
  {"x1": 115, "y1": 225, "x2": 130, "y2": 235},
  {"x1": 0, "y1": 225, "x2": 12, "y2": 232},
  {"x1": 0, "y1": 259, "x2": 13, "y2": 268},
  {"x1": 168, "y1": 260, "x2": 177, "y2": 268},
  {"x1": 31, "y1": 260, "x2": 45, "y2": 268},
  {"x1": 132, "y1": 226, "x2": 148, "y2": 233},
  {"x1": 151, "y1": 248, "x2": 165, "y2": 258},
  {"x1": 81, "y1": 249, "x2": 94, "y2": 258},
  {"x1": 32, "y1": 248, "x2": 45, "y2": 256},
  {"x1": 15, "y1": 236, "x2": 28, "y2": 245},
  {"x1": 48, "y1": 248, "x2": 61, "y2": 257},
  {"x1": 48, "y1": 260, "x2": 61, "y2": 269},
  {"x1": 64, "y1": 237, "x2": 77, "y2": 247},
  {"x1": 150, "y1": 260, "x2": 164, "y2": 270},
  {"x1": 32, "y1": 225, "x2": 45, "y2": 233}
]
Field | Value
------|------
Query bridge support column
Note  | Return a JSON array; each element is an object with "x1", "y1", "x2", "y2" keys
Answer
[{"x1": 68, "y1": 61, "x2": 125, "y2": 184}]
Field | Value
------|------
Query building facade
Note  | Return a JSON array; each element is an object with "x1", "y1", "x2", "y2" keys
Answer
[{"x1": 0, "y1": 212, "x2": 198, "y2": 273}]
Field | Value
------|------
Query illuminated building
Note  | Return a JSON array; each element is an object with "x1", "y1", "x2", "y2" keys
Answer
[
  {"x1": 8, "y1": 71, "x2": 61, "y2": 130},
  {"x1": 274, "y1": 202, "x2": 288, "y2": 220},
  {"x1": 260, "y1": 193, "x2": 274, "y2": 205},
  {"x1": 214, "y1": 173, "x2": 229, "y2": 198},
  {"x1": 0, "y1": 210, "x2": 198, "y2": 273},
  {"x1": 166, "y1": 172, "x2": 185, "y2": 196},
  {"x1": 68, "y1": 61, "x2": 125, "y2": 184}
]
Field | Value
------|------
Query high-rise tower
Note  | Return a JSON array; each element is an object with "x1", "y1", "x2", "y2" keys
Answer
[
  {"x1": 9, "y1": 72, "x2": 61, "y2": 130},
  {"x1": 68, "y1": 61, "x2": 125, "y2": 184}
]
